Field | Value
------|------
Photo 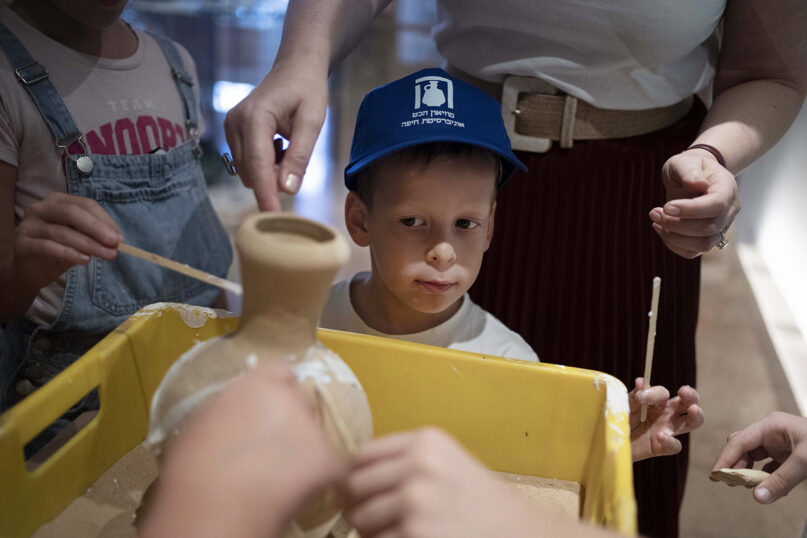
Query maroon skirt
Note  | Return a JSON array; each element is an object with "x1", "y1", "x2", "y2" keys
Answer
[{"x1": 470, "y1": 100, "x2": 706, "y2": 538}]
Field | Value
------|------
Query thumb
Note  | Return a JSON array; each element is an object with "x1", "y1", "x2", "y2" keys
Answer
[
  {"x1": 666, "y1": 158, "x2": 710, "y2": 195},
  {"x1": 753, "y1": 457, "x2": 807, "y2": 504},
  {"x1": 655, "y1": 431, "x2": 683, "y2": 457}
]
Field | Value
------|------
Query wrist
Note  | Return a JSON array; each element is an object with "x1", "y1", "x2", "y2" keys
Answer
[
  {"x1": 271, "y1": 46, "x2": 330, "y2": 78},
  {"x1": 685, "y1": 143, "x2": 726, "y2": 168}
]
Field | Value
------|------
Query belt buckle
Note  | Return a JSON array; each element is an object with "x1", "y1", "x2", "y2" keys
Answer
[{"x1": 501, "y1": 75, "x2": 552, "y2": 153}]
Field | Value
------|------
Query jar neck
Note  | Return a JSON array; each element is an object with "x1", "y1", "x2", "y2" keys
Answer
[{"x1": 237, "y1": 258, "x2": 334, "y2": 358}]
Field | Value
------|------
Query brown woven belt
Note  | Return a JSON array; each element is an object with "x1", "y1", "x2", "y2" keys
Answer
[{"x1": 447, "y1": 67, "x2": 694, "y2": 152}]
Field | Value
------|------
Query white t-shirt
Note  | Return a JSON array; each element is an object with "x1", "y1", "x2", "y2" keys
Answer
[
  {"x1": 0, "y1": 7, "x2": 202, "y2": 325},
  {"x1": 320, "y1": 277, "x2": 539, "y2": 362},
  {"x1": 433, "y1": 0, "x2": 725, "y2": 109}
]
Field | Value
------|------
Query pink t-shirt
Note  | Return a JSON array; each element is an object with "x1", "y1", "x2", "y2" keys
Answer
[{"x1": 0, "y1": 7, "x2": 203, "y2": 324}]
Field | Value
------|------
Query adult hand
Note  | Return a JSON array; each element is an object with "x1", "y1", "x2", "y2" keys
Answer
[
  {"x1": 142, "y1": 362, "x2": 346, "y2": 538},
  {"x1": 712, "y1": 411, "x2": 807, "y2": 504},
  {"x1": 649, "y1": 148, "x2": 741, "y2": 259},
  {"x1": 224, "y1": 64, "x2": 329, "y2": 211},
  {"x1": 342, "y1": 427, "x2": 609, "y2": 538},
  {"x1": 629, "y1": 378, "x2": 704, "y2": 462},
  {"x1": 15, "y1": 192, "x2": 121, "y2": 288}
]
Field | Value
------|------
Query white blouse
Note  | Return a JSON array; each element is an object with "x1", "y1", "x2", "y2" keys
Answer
[{"x1": 433, "y1": 0, "x2": 726, "y2": 109}]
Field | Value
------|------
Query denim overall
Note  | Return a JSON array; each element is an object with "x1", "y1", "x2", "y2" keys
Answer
[{"x1": 0, "y1": 25, "x2": 233, "y2": 437}]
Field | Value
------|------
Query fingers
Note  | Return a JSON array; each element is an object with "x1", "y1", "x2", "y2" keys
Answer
[
  {"x1": 20, "y1": 194, "x2": 121, "y2": 261},
  {"x1": 754, "y1": 456, "x2": 807, "y2": 504},
  {"x1": 656, "y1": 152, "x2": 740, "y2": 258},
  {"x1": 635, "y1": 385, "x2": 671, "y2": 408},
  {"x1": 224, "y1": 98, "x2": 282, "y2": 211},
  {"x1": 654, "y1": 431, "x2": 683, "y2": 457},
  {"x1": 649, "y1": 208, "x2": 730, "y2": 238},
  {"x1": 223, "y1": 82, "x2": 325, "y2": 211},
  {"x1": 662, "y1": 156, "x2": 736, "y2": 218},
  {"x1": 33, "y1": 194, "x2": 121, "y2": 246},
  {"x1": 277, "y1": 104, "x2": 325, "y2": 195},
  {"x1": 682, "y1": 402, "x2": 704, "y2": 434},
  {"x1": 80, "y1": 197, "x2": 122, "y2": 239},
  {"x1": 352, "y1": 431, "x2": 420, "y2": 468},
  {"x1": 663, "y1": 180, "x2": 736, "y2": 220},
  {"x1": 346, "y1": 488, "x2": 403, "y2": 536},
  {"x1": 712, "y1": 422, "x2": 767, "y2": 472},
  {"x1": 651, "y1": 225, "x2": 720, "y2": 259},
  {"x1": 19, "y1": 221, "x2": 117, "y2": 261},
  {"x1": 345, "y1": 457, "x2": 410, "y2": 505},
  {"x1": 245, "y1": 113, "x2": 283, "y2": 211},
  {"x1": 630, "y1": 378, "x2": 670, "y2": 408},
  {"x1": 17, "y1": 236, "x2": 91, "y2": 265}
]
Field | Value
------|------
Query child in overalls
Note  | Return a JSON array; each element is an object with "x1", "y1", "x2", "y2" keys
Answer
[{"x1": 0, "y1": 1, "x2": 232, "y2": 450}]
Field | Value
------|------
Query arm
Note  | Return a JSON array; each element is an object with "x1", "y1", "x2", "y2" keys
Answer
[
  {"x1": 0, "y1": 161, "x2": 122, "y2": 322},
  {"x1": 712, "y1": 411, "x2": 807, "y2": 504},
  {"x1": 651, "y1": 0, "x2": 807, "y2": 258},
  {"x1": 224, "y1": 0, "x2": 392, "y2": 211}
]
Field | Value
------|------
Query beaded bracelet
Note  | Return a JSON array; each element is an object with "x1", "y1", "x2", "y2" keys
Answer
[{"x1": 687, "y1": 143, "x2": 726, "y2": 168}]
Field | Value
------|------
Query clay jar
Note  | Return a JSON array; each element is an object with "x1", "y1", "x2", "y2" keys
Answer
[{"x1": 147, "y1": 212, "x2": 373, "y2": 538}]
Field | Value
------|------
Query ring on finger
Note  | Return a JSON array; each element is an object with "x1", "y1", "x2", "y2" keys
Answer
[
  {"x1": 221, "y1": 152, "x2": 237, "y2": 176},
  {"x1": 717, "y1": 228, "x2": 729, "y2": 250}
]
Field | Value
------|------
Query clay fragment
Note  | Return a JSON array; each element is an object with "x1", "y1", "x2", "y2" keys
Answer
[{"x1": 710, "y1": 468, "x2": 770, "y2": 487}]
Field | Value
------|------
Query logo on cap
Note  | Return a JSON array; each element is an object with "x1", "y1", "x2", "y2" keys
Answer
[
  {"x1": 414, "y1": 76, "x2": 453, "y2": 110},
  {"x1": 403, "y1": 76, "x2": 464, "y2": 130}
]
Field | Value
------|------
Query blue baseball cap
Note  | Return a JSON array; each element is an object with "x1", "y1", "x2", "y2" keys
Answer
[{"x1": 344, "y1": 68, "x2": 527, "y2": 190}]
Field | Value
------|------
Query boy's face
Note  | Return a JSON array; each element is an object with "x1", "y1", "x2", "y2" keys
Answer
[{"x1": 346, "y1": 153, "x2": 496, "y2": 316}]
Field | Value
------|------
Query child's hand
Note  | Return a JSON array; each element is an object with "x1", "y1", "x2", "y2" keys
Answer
[
  {"x1": 15, "y1": 193, "x2": 122, "y2": 287},
  {"x1": 629, "y1": 377, "x2": 704, "y2": 462}
]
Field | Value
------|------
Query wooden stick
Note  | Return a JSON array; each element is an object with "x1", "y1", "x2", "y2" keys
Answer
[
  {"x1": 640, "y1": 276, "x2": 661, "y2": 423},
  {"x1": 117, "y1": 242, "x2": 242, "y2": 295}
]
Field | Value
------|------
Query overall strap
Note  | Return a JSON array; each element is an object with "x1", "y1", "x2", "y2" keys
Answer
[
  {"x1": 147, "y1": 32, "x2": 202, "y2": 156},
  {"x1": 0, "y1": 21, "x2": 83, "y2": 148}
]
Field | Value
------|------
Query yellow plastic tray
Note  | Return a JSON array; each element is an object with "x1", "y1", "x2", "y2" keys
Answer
[{"x1": 0, "y1": 303, "x2": 636, "y2": 536}]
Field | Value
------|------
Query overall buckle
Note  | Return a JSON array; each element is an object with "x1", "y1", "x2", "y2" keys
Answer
[
  {"x1": 15, "y1": 62, "x2": 49, "y2": 85},
  {"x1": 187, "y1": 121, "x2": 203, "y2": 158}
]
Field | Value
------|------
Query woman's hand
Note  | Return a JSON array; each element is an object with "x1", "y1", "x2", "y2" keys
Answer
[
  {"x1": 224, "y1": 64, "x2": 328, "y2": 211},
  {"x1": 650, "y1": 148, "x2": 740, "y2": 259}
]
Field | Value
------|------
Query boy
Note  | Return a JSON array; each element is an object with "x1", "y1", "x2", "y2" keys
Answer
[
  {"x1": 321, "y1": 68, "x2": 536, "y2": 361},
  {"x1": 320, "y1": 68, "x2": 703, "y2": 461},
  {"x1": 0, "y1": 0, "x2": 231, "y2": 447}
]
